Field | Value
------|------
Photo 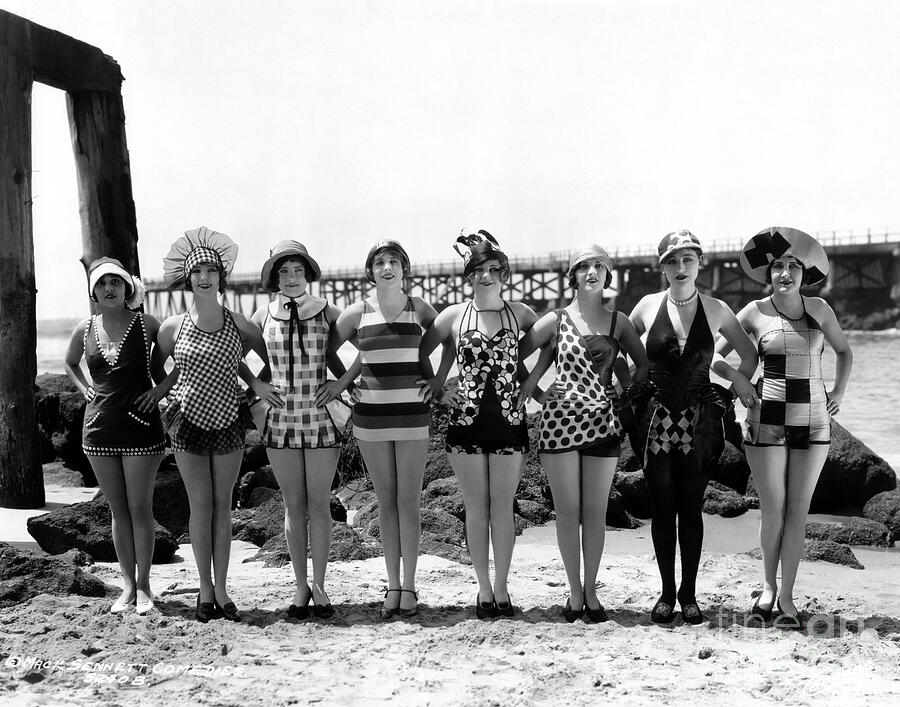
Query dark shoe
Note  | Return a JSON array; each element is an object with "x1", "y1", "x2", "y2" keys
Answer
[
  {"x1": 679, "y1": 598, "x2": 705, "y2": 625},
  {"x1": 749, "y1": 593, "x2": 773, "y2": 623},
  {"x1": 650, "y1": 597, "x2": 675, "y2": 624},
  {"x1": 495, "y1": 595, "x2": 515, "y2": 618},
  {"x1": 774, "y1": 601, "x2": 803, "y2": 631},
  {"x1": 584, "y1": 602, "x2": 608, "y2": 624},
  {"x1": 215, "y1": 600, "x2": 241, "y2": 622},
  {"x1": 397, "y1": 589, "x2": 419, "y2": 618},
  {"x1": 195, "y1": 595, "x2": 222, "y2": 623},
  {"x1": 287, "y1": 585, "x2": 312, "y2": 620},
  {"x1": 562, "y1": 599, "x2": 583, "y2": 623},
  {"x1": 313, "y1": 602, "x2": 335, "y2": 619},
  {"x1": 475, "y1": 594, "x2": 495, "y2": 620},
  {"x1": 380, "y1": 588, "x2": 401, "y2": 620}
]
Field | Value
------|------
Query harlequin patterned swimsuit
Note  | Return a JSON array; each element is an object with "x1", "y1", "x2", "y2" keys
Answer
[
  {"x1": 82, "y1": 313, "x2": 165, "y2": 456},
  {"x1": 540, "y1": 309, "x2": 623, "y2": 457},
  {"x1": 645, "y1": 297, "x2": 714, "y2": 458},
  {"x1": 744, "y1": 297, "x2": 830, "y2": 448},
  {"x1": 165, "y1": 309, "x2": 246, "y2": 454},
  {"x1": 263, "y1": 297, "x2": 341, "y2": 449},
  {"x1": 446, "y1": 301, "x2": 528, "y2": 455}
]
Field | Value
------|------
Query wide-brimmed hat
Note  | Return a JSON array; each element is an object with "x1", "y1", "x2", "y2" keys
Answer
[
  {"x1": 567, "y1": 244, "x2": 614, "y2": 288},
  {"x1": 657, "y1": 230, "x2": 703, "y2": 265},
  {"x1": 740, "y1": 227, "x2": 829, "y2": 285},
  {"x1": 163, "y1": 227, "x2": 238, "y2": 289},
  {"x1": 364, "y1": 239, "x2": 410, "y2": 283},
  {"x1": 87, "y1": 257, "x2": 145, "y2": 309},
  {"x1": 260, "y1": 240, "x2": 322, "y2": 290},
  {"x1": 454, "y1": 229, "x2": 508, "y2": 277}
]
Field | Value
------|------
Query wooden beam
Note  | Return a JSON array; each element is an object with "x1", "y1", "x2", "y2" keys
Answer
[{"x1": 0, "y1": 15, "x2": 44, "y2": 508}]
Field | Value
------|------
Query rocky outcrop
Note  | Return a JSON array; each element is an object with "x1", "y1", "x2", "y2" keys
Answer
[
  {"x1": 710, "y1": 442, "x2": 752, "y2": 494},
  {"x1": 34, "y1": 373, "x2": 93, "y2": 484},
  {"x1": 231, "y1": 493, "x2": 349, "y2": 546},
  {"x1": 614, "y1": 470, "x2": 652, "y2": 520},
  {"x1": 703, "y1": 481, "x2": 753, "y2": 518},
  {"x1": 805, "y1": 518, "x2": 894, "y2": 547},
  {"x1": 801, "y1": 539, "x2": 865, "y2": 569},
  {"x1": 151, "y1": 464, "x2": 191, "y2": 537},
  {"x1": 863, "y1": 490, "x2": 900, "y2": 541},
  {"x1": 26, "y1": 497, "x2": 179, "y2": 563},
  {"x1": 0, "y1": 542, "x2": 112, "y2": 607},
  {"x1": 247, "y1": 522, "x2": 379, "y2": 567}
]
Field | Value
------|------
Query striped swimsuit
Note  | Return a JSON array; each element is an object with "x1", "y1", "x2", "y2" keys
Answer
[{"x1": 352, "y1": 296, "x2": 430, "y2": 442}]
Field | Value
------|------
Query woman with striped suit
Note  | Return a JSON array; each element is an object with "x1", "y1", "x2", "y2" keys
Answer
[{"x1": 327, "y1": 240, "x2": 449, "y2": 618}]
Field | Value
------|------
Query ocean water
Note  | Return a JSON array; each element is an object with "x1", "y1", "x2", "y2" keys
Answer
[{"x1": 37, "y1": 329, "x2": 900, "y2": 473}]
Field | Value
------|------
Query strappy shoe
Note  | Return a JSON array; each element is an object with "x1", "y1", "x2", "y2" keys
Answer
[
  {"x1": 584, "y1": 602, "x2": 609, "y2": 624},
  {"x1": 650, "y1": 597, "x2": 675, "y2": 624},
  {"x1": 475, "y1": 594, "x2": 495, "y2": 620},
  {"x1": 562, "y1": 598, "x2": 583, "y2": 623},
  {"x1": 195, "y1": 595, "x2": 222, "y2": 623},
  {"x1": 215, "y1": 599, "x2": 241, "y2": 622},
  {"x1": 495, "y1": 595, "x2": 515, "y2": 618},
  {"x1": 287, "y1": 585, "x2": 312, "y2": 620},
  {"x1": 380, "y1": 588, "x2": 401, "y2": 620},
  {"x1": 774, "y1": 601, "x2": 803, "y2": 631},
  {"x1": 397, "y1": 589, "x2": 419, "y2": 618},
  {"x1": 749, "y1": 594, "x2": 774, "y2": 623}
]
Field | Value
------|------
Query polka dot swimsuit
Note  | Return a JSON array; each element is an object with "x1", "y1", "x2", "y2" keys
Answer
[{"x1": 540, "y1": 309, "x2": 623, "y2": 453}]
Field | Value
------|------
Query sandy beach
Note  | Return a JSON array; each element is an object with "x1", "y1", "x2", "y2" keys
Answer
[{"x1": 2, "y1": 483, "x2": 900, "y2": 707}]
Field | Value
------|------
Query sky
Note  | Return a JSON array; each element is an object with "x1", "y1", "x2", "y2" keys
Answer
[{"x1": 5, "y1": 0, "x2": 900, "y2": 319}]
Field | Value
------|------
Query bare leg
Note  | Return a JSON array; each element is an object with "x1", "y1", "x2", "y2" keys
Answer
[
  {"x1": 122, "y1": 454, "x2": 163, "y2": 603},
  {"x1": 305, "y1": 447, "x2": 340, "y2": 607},
  {"x1": 89, "y1": 456, "x2": 136, "y2": 606},
  {"x1": 210, "y1": 450, "x2": 242, "y2": 607},
  {"x1": 779, "y1": 445, "x2": 829, "y2": 615},
  {"x1": 359, "y1": 440, "x2": 402, "y2": 611},
  {"x1": 541, "y1": 451, "x2": 583, "y2": 610},
  {"x1": 269, "y1": 447, "x2": 311, "y2": 605},
  {"x1": 746, "y1": 446, "x2": 788, "y2": 611},
  {"x1": 581, "y1": 456, "x2": 616, "y2": 610},
  {"x1": 487, "y1": 452, "x2": 523, "y2": 605},
  {"x1": 175, "y1": 452, "x2": 215, "y2": 602},
  {"x1": 449, "y1": 451, "x2": 492, "y2": 604},
  {"x1": 394, "y1": 439, "x2": 428, "y2": 612}
]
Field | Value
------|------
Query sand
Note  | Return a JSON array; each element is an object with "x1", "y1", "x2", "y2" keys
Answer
[{"x1": 2, "y1": 487, "x2": 899, "y2": 706}]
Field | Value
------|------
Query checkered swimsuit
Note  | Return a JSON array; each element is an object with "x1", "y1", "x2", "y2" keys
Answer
[
  {"x1": 172, "y1": 310, "x2": 242, "y2": 431},
  {"x1": 263, "y1": 308, "x2": 340, "y2": 448},
  {"x1": 744, "y1": 300, "x2": 830, "y2": 448}
]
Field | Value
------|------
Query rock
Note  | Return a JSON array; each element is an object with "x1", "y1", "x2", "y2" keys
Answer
[
  {"x1": 606, "y1": 486, "x2": 642, "y2": 529},
  {"x1": 805, "y1": 518, "x2": 894, "y2": 547},
  {"x1": 241, "y1": 429, "x2": 269, "y2": 474},
  {"x1": 419, "y1": 508, "x2": 466, "y2": 546},
  {"x1": 863, "y1": 490, "x2": 900, "y2": 541},
  {"x1": 151, "y1": 465, "x2": 191, "y2": 537},
  {"x1": 336, "y1": 479, "x2": 376, "y2": 511},
  {"x1": 34, "y1": 373, "x2": 93, "y2": 484},
  {"x1": 802, "y1": 539, "x2": 864, "y2": 569},
  {"x1": 703, "y1": 481, "x2": 752, "y2": 518},
  {"x1": 0, "y1": 543, "x2": 112, "y2": 607},
  {"x1": 515, "y1": 499, "x2": 553, "y2": 525},
  {"x1": 419, "y1": 537, "x2": 471, "y2": 564},
  {"x1": 58, "y1": 549, "x2": 93, "y2": 567},
  {"x1": 247, "y1": 486, "x2": 279, "y2": 508},
  {"x1": 231, "y1": 493, "x2": 348, "y2": 546},
  {"x1": 811, "y1": 421, "x2": 896, "y2": 513},
  {"x1": 614, "y1": 470, "x2": 652, "y2": 519},
  {"x1": 42, "y1": 461, "x2": 85, "y2": 488},
  {"x1": 246, "y1": 521, "x2": 378, "y2": 566},
  {"x1": 711, "y1": 441, "x2": 752, "y2": 494},
  {"x1": 335, "y1": 434, "x2": 368, "y2": 486},
  {"x1": 238, "y1": 466, "x2": 279, "y2": 506},
  {"x1": 351, "y1": 499, "x2": 380, "y2": 537},
  {"x1": 422, "y1": 478, "x2": 466, "y2": 520},
  {"x1": 26, "y1": 497, "x2": 179, "y2": 563},
  {"x1": 422, "y1": 403, "x2": 456, "y2": 487}
]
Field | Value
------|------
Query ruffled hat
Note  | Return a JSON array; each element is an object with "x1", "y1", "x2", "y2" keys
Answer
[
  {"x1": 453, "y1": 229, "x2": 508, "y2": 277},
  {"x1": 364, "y1": 239, "x2": 411, "y2": 283},
  {"x1": 740, "y1": 227, "x2": 829, "y2": 285},
  {"x1": 567, "y1": 244, "x2": 614, "y2": 288},
  {"x1": 162, "y1": 226, "x2": 238, "y2": 289},
  {"x1": 260, "y1": 240, "x2": 322, "y2": 290},
  {"x1": 87, "y1": 257, "x2": 145, "y2": 310},
  {"x1": 657, "y1": 230, "x2": 703, "y2": 265}
]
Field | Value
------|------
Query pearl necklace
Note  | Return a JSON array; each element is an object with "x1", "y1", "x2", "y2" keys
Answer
[{"x1": 667, "y1": 289, "x2": 698, "y2": 307}]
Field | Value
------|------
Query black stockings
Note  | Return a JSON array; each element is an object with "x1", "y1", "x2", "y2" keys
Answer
[{"x1": 642, "y1": 451, "x2": 710, "y2": 604}]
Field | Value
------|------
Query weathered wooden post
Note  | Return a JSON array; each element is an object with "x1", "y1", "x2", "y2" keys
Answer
[{"x1": 0, "y1": 10, "x2": 138, "y2": 508}]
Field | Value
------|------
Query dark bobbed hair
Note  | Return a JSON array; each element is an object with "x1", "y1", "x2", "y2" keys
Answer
[
  {"x1": 765, "y1": 257, "x2": 807, "y2": 285},
  {"x1": 267, "y1": 254, "x2": 314, "y2": 292}
]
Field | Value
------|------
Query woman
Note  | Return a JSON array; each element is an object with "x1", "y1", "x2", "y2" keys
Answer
[
  {"x1": 249, "y1": 240, "x2": 348, "y2": 619},
  {"x1": 158, "y1": 227, "x2": 281, "y2": 623},
  {"x1": 723, "y1": 227, "x2": 851, "y2": 628},
  {"x1": 518, "y1": 244, "x2": 648, "y2": 622},
  {"x1": 421, "y1": 230, "x2": 538, "y2": 619},
  {"x1": 629, "y1": 230, "x2": 758, "y2": 625},
  {"x1": 64, "y1": 258, "x2": 169, "y2": 615},
  {"x1": 327, "y1": 240, "x2": 447, "y2": 619}
]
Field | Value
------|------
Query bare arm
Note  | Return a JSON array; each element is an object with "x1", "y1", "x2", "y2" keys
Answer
[
  {"x1": 811, "y1": 297, "x2": 853, "y2": 415},
  {"x1": 712, "y1": 301, "x2": 759, "y2": 407},
  {"x1": 233, "y1": 312, "x2": 284, "y2": 407},
  {"x1": 63, "y1": 319, "x2": 93, "y2": 400},
  {"x1": 616, "y1": 315, "x2": 649, "y2": 383}
]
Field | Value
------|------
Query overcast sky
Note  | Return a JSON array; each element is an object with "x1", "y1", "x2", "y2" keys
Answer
[{"x1": 6, "y1": 0, "x2": 900, "y2": 319}]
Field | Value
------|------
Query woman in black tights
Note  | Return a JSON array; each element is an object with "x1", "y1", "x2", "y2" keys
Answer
[{"x1": 628, "y1": 231, "x2": 757, "y2": 624}]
